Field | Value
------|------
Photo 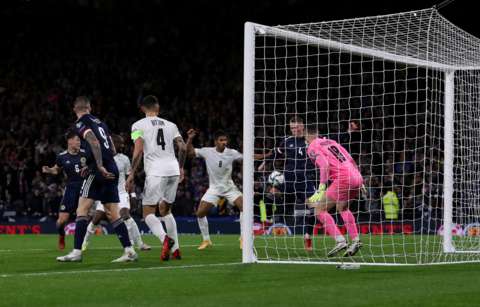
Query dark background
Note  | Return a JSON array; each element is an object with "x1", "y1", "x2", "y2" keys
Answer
[{"x1": 0, "y1": 0, "x2": 473, "y2": 222}]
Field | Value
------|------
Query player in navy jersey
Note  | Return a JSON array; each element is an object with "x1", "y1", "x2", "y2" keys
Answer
[
  {"x1": 42, "y1": 131, "x2": 88, "y2": 250},
  {"x1": 267, "y1": 116, "x2": 318, "y2": 251},
  {"x1": 56, "y1": 96, "x2": 137, "y2": 263}
]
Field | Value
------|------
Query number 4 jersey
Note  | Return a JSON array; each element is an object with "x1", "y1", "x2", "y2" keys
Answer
[{"x1": 131, "y1": 116, "x2": 181, "y2": 177}]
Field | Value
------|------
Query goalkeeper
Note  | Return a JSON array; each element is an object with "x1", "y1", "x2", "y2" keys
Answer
[{"x1": 305, "y1": 126, "x2": 363, "y2": 257}]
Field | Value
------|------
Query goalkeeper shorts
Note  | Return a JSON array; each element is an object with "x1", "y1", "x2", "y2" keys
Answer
[{"x1": 326, "y1": 173, "x2": 363, "y2": 202}]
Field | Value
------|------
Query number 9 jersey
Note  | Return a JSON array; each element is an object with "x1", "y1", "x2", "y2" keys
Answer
[
  {"x1": 75, "y1": 114, "x2": 118, "y2": 176},
  {"x1": 131, "y1": 116, "x2": 181, "y2": 177}
]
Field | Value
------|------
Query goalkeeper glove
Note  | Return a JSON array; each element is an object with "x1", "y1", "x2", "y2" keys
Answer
[{"x1": 308, "y1": 183, "x2": 327, "y2": 203}]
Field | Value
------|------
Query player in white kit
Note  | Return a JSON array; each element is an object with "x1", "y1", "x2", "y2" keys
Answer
[
  {"x1": 186, "y1": 129, "x2": 243, "y2": 250},
  {"x1": 82, "y1": 134, "x2": 151, "y2": 251},
  {"x1": 126, "y1": 95, "x2": 186, "y2": 261}
]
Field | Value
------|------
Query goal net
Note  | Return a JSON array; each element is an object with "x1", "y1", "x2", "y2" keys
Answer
[{"x1": 242, "y1": 8, "x2": 480, "y2": 265}]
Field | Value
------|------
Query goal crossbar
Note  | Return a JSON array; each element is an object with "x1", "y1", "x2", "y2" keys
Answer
[{"x1": 251, "y1": 22, "x2": 479, "y2": 71}]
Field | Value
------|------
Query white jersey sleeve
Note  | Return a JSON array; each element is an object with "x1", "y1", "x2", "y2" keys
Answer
[
  {"x1": 194, "y1": 147, "x2": 207, "y2": 158},
  {"x1": 232, "y1": 149, "x2": 243, "y2": 161},
  {"x1": 131, "y1": 117, "x2": 181, "y2": 177}
]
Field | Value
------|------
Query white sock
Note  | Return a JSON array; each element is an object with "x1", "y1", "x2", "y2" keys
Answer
[
  {"x1": 161, "y1": 214, "x2": 179, "y2": 251},
  {"x1": 72, "y1": 249, "x2": 82, "y2": 255},
  {"x1": 124, "y1": 217, "x2": 143, "y2": 247},
  {"x1": 336, "y1": 235, "x2": 346, "y2": 243},
  {"x1": 124, "y1": 246, "x2": 135, "y2": 254},
  {"x1": 145, "y1": 214, "x2": 166, "y2": 242},
  {"x1": 197, "y1": 216, "x2": 210, "y2": 241},
  {"x1": 83, "y1": 222, "x2": 97, "y2": 244}
]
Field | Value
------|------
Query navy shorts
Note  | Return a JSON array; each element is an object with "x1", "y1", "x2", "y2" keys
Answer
[
  {"x1": 80, "y1": 174, "x2": 120, "y2": 204},
  {"x1": 284, "y1": 172, "x2": 317, "y2": 203},
  {"x1": 60, "y1": 185, "x2": 81, "y2": 214}
]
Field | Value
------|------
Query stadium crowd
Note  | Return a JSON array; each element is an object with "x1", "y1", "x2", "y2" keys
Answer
[{"x1": 0, "y1": 0, "x2": 440, "y2": 225}]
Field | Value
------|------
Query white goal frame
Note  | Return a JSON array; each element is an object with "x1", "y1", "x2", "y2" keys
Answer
[{"x1": 242, "y1": 10, "x2": 480, "y2": 265}]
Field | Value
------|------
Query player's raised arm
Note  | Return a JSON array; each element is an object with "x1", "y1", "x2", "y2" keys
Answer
[
  {"x1": 186, "y1": 128, "x2": 197, "y2": 158},
  {"x1": 174, "y1": 135, "x2": 187, "y2": 183},
  {"x1": 83, "y1": 130, "x2": 113, "y2": 179}
]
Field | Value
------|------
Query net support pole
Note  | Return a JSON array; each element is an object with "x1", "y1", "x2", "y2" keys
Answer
[
  {"x1": 443, "y1": 70, "x2": 455, "y2": 253},
  {"x1": 242, "y1": 22, "x2": 256, "y2": 263}
]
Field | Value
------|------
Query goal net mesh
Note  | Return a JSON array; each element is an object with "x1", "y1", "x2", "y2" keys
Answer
[{"x1": 249, "y1": 8, "x2": 480, "y2": 264}]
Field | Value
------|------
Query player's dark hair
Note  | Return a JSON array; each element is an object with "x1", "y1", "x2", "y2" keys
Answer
[
  {"x1": 140, "y1": 95, "x2": 159, "y2": 108},
  {"x1": 65, "y1": 129, "x2": 78, "y2": 141},
  {"x1": 289, "y1": 115, "x2": 304, "y2": 123},
  {"x1": 214, "y1": 130, "x2": 228, "y2": 140}
]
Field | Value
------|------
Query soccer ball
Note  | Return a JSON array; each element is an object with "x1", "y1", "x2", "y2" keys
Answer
[{"x1": 268, "y1": 171, "x2": 285, "y2": 187}]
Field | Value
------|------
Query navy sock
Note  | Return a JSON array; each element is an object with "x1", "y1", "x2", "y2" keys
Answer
[
  {"x1": 57, "y1": 223, "x2": 65, "y2": 236},
  {"x1": 74, "y1": 216, "x2": 89, "y2": 250},
  {"x1": 112, "y1": 218, "x2": 132, "y2": 248},
  {"x1": 305, "y1": 215, "x2": 315, "y2": 236}
]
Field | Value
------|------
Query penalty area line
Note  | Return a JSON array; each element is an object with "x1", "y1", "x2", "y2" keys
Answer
[{"x1": 0, "y1": 262, "x2": 244, "y2": 278}]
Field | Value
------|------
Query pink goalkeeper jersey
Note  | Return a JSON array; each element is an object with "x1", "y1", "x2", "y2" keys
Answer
[{"x1": 307, "y1": 137, "x2": 361, "y2": 184}]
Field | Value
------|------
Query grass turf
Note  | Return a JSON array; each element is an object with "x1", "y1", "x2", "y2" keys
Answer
[{"x1": 0, "y1": 234, "x2": 479, "y2": 307}]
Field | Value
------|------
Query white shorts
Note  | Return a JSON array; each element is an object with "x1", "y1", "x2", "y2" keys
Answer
[
  {"x1": 143, "y1": 175, "x2": 179, "y2": 205},
  {"x1": 201, "y1": 186, "x2": 242, "y2": 206},
  {"x1": 95, "y1": 193, "x2": 129, "y2": 212}
]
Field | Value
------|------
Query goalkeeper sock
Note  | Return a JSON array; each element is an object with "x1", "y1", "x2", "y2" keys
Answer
[
  {"x1": 317, "y1": 211, "x2": 344, "y2": 242},
  {"x1": 145, "y1": 214, "x2": 166, "y2": 242},
  {"x1": 161, "y1": 214, "x2": 179, "y2": 251},
  {"x1": 340, "y1": 210, "x2": 359, "y2": 241},
  {"x1": 197, "y1": 216, "x2": 210, "y2": 241}
]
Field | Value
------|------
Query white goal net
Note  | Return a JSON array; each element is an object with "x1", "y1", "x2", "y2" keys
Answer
[{"x1": 242, "y1": 8, "x2": 480, "y2": 265}]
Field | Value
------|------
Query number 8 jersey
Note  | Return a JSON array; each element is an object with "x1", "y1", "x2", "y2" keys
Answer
[{"x1": 131, "y1": 116, "x2": 181, "y2": 177}]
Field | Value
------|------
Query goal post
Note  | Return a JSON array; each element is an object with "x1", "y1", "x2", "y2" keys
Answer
[{"x1": 242, "y1": 8, "x2": 480, "y2": 265}]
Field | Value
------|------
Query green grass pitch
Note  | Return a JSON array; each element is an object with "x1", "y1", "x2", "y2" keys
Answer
[{"x1": 0, "y1": 234, "x2": 479, "y2": 307}]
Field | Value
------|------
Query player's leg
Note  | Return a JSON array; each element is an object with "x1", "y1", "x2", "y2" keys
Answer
[
  {"x1": 307, "y1": 194, "x2": 347, "y2": 257},
  {"x1": 103, "y1": 202, "x2": 137, "y2": 262},
  {"x1": 337, "y1": 201, "x2": 362, "y2": 256},
  {"x1": 231, "y1": 193, "x2": 244, "y2": 249},
  {"x1": 56, "y1": 212, "x2": 69, "y2": 250},
  {"x1": 82, "y1": 202, "x2": 106, "y2": 252},
  {"x1": 118, "y1": 193, "x2": 150, "y2": 251},
  {"x1": 142, "y1": 176, "x2": 173, "y2": 261},
  {"x1": 302, "y1": 181, "x2": 318, "y2": 252},
  {"x1": 56, "y1": 185, "x2": 80, "y2": 250},
  {"x1": 159, "y1": 201, "x2": 180, "y2": 258},
  {"x1": 56, "y1": 190, "x2": 95, "y2": 262},
  {"x1": 158, "y1": 176, "x2": 181, "y2": 258},
  {"x1": 196, "y1": 200, "x2": 215, "y2": 250},
  {"x1": 334, "y1": 173, "x2": 364, "y2": 256}
]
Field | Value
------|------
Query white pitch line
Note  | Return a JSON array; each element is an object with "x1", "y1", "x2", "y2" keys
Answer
[
  {"x1": 0, "y1": 243, "x2": 232, "y2": 253},
  {"x1": 0, "y1": 262, "x2": 244, "y2": 278}
]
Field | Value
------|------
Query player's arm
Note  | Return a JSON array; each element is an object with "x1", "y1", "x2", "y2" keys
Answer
[
  {"x1": 126, "y1": 130, "x2": 144, "y2": 193},
  {"x1": 307, "y1": 152, "x2": 329, "y2": 204},
  {"x1": 109, "y1": 136, "x2": 117, "y2": 156},
  {"x1": 84, "y1": 130, "x2": 114, "y2": 179},
  {"x1": 174, "y1": 136, "x2": 187, "y2": 183},
  {"x1": 42, "y1": 164, "x2": 62, "y2": 175},
  {"x1": 186, "y1": 128, "x2": 197, "y2": 158}
]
